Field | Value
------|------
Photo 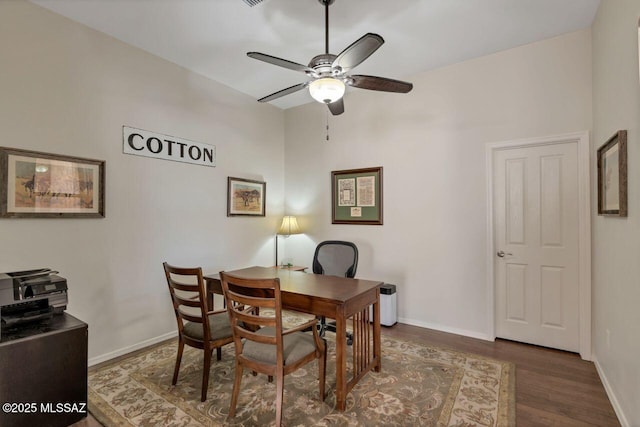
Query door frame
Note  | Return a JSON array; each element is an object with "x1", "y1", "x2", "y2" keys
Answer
[{"x1": 485, "y1": 131, "x2": 592, "y2": 360}]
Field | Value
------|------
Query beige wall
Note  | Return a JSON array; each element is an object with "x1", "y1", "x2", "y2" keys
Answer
[
  {"x1": 284, "y1": 29, "x2": 592, "y2": 338},
  {"x1": 592, "y1": 1, "x2": 640, "y2": 425},
  {"x1": 2, "y1": 2, "x2": 635, "y2": 424},
  {"x1": 0, "y1": 1, "x2": 285, "y2": 362}
]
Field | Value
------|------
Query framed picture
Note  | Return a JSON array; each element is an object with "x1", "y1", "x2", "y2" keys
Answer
[
  {"x1": 597, "y1": 130, "x2": 627, "y2": 217},
  {"x1": 0, "y1": 147, "x2": 105, "y2": 218},
  {"x1": 227, "y1": 177, "x2": 266, "y2": 217},
  {"x1": 332, "y1": 167, "x2": 383, "y2": 225}
]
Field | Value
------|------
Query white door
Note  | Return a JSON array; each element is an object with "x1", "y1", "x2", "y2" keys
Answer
[{"x1": 493, "y1": 142, "x2": 580, "y2": 352}]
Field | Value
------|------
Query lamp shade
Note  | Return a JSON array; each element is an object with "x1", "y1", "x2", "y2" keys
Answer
[
  {"x1": 309, "y1": 78, "x2": 345, "y2": 104},
  {"x1": 277, "y1": 216, "x2": 301, "y2": 235}
]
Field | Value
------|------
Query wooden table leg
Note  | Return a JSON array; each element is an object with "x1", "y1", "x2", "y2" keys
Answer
[
  {"x1": 373, "y1": 290, "x2": 381, "y2": 372},
  {"x1": 335, "y1": 308, "x2": 347, "y2": 411}
]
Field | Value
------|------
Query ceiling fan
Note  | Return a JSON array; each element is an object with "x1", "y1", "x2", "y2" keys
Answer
[{"x1": 246, "y1": 0, "x2": 413, "y2": 115}]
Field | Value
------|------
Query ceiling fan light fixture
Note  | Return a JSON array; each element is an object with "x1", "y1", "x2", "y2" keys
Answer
[
  {"x1": 247, "y1": 0, "x2": 412, "y2": 115},
  {"x1": 309, "y1": 77, "x2": 345, "y2": 104}
]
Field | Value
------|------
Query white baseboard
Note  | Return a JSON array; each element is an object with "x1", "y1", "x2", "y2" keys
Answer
[
  {"x1": 593, "y1": 357, "x2": 630, "y2": 427},
  {"x1": 88, "y1": 330, "x2": 178, "y2": 367},
  {"x1": 89, "y1": 320, "x2": 491, "y2": 367},
  {"x1": 397, "y1": 316, "x2": 493, "y2": 342}
]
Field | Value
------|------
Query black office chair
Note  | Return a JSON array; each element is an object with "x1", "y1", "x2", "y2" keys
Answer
[{"x1": 313, "y1": 240, "x2": 358, "y2": 344}]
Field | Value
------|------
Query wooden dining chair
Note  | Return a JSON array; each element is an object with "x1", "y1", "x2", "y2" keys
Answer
[
  {"x1": 219, "y1": 271, "x2": 327, "y2": 427},
  {"x1": 163, "y1": 262, "x2": 234, "y2": 402}
]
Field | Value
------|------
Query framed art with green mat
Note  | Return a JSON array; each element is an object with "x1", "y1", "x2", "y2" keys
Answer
[{"x1": 331, "y1": 166, "x2": 383, "y2": 225}]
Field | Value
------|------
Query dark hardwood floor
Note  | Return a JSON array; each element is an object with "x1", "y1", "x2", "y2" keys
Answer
[{"x1": 71, "y1": 323, "x2": 620, "y2": 426}]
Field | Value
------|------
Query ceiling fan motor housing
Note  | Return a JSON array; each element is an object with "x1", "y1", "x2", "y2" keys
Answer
[{"x1": 309, "y1": 54, "x2": 339, "y2": 77}]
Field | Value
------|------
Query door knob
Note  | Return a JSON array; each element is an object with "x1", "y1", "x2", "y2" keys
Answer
[{"x1": 497, "y1": 250, "x2": 512, "y2": 258}]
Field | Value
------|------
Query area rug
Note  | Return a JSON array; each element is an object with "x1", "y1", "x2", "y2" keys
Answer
[{"x1": 88, "y1": 330, "x2": 515, "y2": 427}]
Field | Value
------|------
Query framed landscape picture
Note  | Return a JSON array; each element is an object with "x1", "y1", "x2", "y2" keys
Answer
[
  {"x1": 227, "y1": 176, "x2": 266, "y2": 217},
  {"x1": 0, "y1": 147, "x2": 105, "y2": 218},
  {"x1": 331, "y1": 167, "x2": 383, "y2": 225},
  {"x1": 597, "y1": 130, "x2": 627, "y2": 217}
]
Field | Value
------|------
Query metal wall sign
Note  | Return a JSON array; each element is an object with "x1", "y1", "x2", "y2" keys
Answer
[{"x1": 122, "y1": 126, "x2": 215, "y2": 167}]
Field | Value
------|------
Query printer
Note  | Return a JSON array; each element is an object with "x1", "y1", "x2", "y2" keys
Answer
[{"x1": 0, "y1": 268, "x2": 68, "y2": 334}]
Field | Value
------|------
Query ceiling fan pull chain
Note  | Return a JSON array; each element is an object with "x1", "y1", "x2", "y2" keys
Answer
[{"x1": 326, "y1": 110, "x2": 330, "y2": 141}]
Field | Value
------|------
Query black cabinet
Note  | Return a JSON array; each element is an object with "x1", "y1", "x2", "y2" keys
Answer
[{"x1": 0, "y1": 313, "x2": 88, "y2": 427}]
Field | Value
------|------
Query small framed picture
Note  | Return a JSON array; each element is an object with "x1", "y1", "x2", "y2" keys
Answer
[
  {"x1": 0, "y1": 147, "x2": 105, "y2": 218},
  {"x1": 597, "y1": 130, "x2": 627, "y2": 217},
  {"x1": 227, "y1": 176, "x2": 266, "y2": 217},
  {"x1": 331, "y1": 167, "x2": 383, "y2": 225}
]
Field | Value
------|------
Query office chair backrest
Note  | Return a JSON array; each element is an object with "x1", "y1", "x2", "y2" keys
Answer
[{"x1": 312, "y1": 240, "x2": 358, "y2": 278}]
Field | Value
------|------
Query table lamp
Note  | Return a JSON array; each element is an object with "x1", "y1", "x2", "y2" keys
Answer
[{"x1": 275, "y1": 216, "x2": 301, "y2": 266}]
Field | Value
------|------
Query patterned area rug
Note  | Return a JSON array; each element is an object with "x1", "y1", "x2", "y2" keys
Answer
[{"x1": 89, "y1": 329, "x2": 515, "y2": 426}]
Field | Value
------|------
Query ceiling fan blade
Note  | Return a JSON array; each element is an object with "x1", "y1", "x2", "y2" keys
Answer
[
  {"x1": 257, "y1": 82, "x2": 309, "y2": 103},
  {"x1": 241, "y1": 0, "x2": 264, "y2": 6},
  {"x1": 327, "y1": 98, "x2": 345, "y2": 116},
  {"x1": 247, "y1": 52, "x2": 316, "y2": 75},
  {"x1": 348, "y1": 75, "x2": 413, "y2": 93},
  {"x1": 332, "y1": 33, "x2": 384, "y2": 71}
]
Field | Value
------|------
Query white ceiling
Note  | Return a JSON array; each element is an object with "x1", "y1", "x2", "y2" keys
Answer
[{"x1": 31, "y1": 0, "x2": 600, "y2": 110}]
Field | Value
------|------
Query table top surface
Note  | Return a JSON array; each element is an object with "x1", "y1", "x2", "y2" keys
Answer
[
  {"x1": 275, "y1": 265, "x2": 307, "y2": 271},
  {"x1": 207, "y1": 266, "x2": 382, "y2": 304}
]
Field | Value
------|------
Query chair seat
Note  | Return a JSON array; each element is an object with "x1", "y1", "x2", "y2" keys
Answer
[
  {"x1": 183, "y1": 312, "x2": 232, "y2": 341},
  {"x1": 244, "y1": 327, "x2": 316, "y2": 365}
]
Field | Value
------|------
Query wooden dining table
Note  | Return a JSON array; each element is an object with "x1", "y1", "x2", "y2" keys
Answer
[{"x1": 204, "y1": 266, "x2": 382, "y2": 411}]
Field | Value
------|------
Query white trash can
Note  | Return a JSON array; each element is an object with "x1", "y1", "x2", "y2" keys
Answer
[{"x1": 370, "y1": 283, "x2": 397, "y2": 326}]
